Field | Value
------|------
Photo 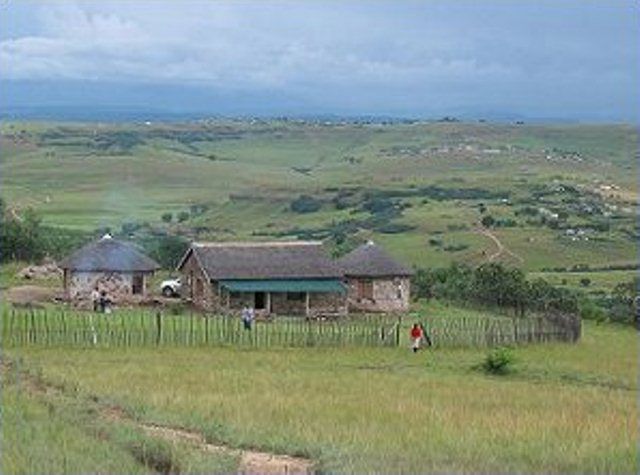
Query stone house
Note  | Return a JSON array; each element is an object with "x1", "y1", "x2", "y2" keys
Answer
[
  {"x1": 59, "y1": 234, "x2": 160, "y2": 304},
  {"x1": 338, "y1": 241, "x2": 413, "y2": 313},
  {"x1": 177, "y1": 241, "x2": 347, "y2": 317}
]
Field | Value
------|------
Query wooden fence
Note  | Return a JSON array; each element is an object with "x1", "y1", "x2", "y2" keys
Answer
[{"x1": 0, "y1": 308, "x2": 580, "y2": 349}]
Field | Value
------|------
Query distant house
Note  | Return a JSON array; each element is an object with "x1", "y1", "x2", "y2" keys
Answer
[
  {"x1": 177, "y1": 241, "x2": 347, "y2": 317},
  {"x1": 59, "y1": 234, "x2": 160, "y2": 303},
  {"x1": 338, "y1": 241, "x2": 413, "y2": 313}
]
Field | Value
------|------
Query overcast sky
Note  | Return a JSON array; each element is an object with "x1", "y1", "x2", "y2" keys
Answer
[{"x1": 1, "y1": 1, "x2": 638, "y2": 121}]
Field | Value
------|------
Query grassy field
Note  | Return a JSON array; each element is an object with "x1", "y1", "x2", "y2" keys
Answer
[
  {"x1": 1, "y1": 367, "x2": 239, "y2": 475},
  {"x1": 1, "y1": 120, "x2": 637, "y2": 272},
  {"x1": 531, "y1": 270, "x2": 638, "y2": 293},
  {"x1": 2, "y1": 319, "x2": 636, "y2": 474}
]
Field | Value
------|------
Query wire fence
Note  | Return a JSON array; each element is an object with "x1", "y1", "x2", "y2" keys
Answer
[{"x1": 0, "y1": 308, "x2": 580, "y2": 349}]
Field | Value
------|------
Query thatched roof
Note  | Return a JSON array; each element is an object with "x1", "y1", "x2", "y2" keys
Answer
[
  {"x1": 59, "y1": 235, "x2": 160, "y2": 272},
  {"x1": 178, "y1": 241, "x2": 342, "y2": 280},
  {"x1": 338, "y1": 241, "x2": 413, "y2": 277}
]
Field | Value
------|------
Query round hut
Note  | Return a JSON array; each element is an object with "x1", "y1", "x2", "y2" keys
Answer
[{"x1": 59, "y1": 234, "x2": 160, "y2": 304}]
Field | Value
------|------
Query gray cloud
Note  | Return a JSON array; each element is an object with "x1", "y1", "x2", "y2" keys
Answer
[{"x1": 1, "y1": 1, "x2": 638, "y2": 120}]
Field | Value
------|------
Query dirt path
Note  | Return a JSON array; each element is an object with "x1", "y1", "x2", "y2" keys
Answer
[
  {"x1": 475, "y1": 226, "x2": 524, "y2": 264},
  {"x1": 3, "y1": 359, "x2": 315, "y2": 475},
  {"x1": 135, "y1": 422, "x2": 314, "y2": 475}
]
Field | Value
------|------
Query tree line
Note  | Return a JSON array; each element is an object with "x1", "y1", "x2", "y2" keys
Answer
[
  {"x1": 0, "y1": 199, "x2": 188, "y2": 269},
  {"x1": 412, "y1": 262, "x2": 637, "y2": 325}
]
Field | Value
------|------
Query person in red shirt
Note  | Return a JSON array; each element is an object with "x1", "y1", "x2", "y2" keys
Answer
[{"x1": 410, "y1": 323, "x2": 423, "y2": 353}]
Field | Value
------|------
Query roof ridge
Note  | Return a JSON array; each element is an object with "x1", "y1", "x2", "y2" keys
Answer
[{"x1": 193, "y1": 241, "x2": 323, "y2": 247}]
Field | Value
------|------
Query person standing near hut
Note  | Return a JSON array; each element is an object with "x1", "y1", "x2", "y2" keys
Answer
[
  {"x1": 242, "y1": 306, "x2": 254, "y2": 330},
  {"x1": 91, "y1": 286, "x2": 100, "y2": 312},
  {"x1": 410, "y1": 323, "x2": 424, "y2": 353}
]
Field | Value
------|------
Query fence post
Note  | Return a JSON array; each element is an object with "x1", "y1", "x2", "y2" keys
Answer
[
  {"x1": 156, "y1": 311, "x2": 162, "y2": 346},
  {"x1": 395, "y1": 315, "x2": 402, "y2": 347}
]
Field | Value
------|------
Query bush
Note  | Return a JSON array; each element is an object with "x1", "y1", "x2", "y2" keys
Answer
[
  {"x1": 290, "y1": 195, "x2": 322, "y2": 213},
  {"x1": 578, "y1": 298, "x2": 607, "y2": 322},
  {"x1": 482, "y1": 347, "x2": 514, "y2": 375},
  {"x1": 176, "y1": 211, "x2": 190, "y2": 223},
  {"x1": 481, "y1": 215, "x2": 495, "y2": 227},
  {"x1": 443, "y1": 243, "x2": 469, "y2": 252},
  {"x1": 579, "y1": 278, "x2": 591, "y2": 287},
  {"x1": 375, "y1": 223, "x2": 415, "y2": 234},
  {"x1": 161, "y1": 212, "x2": 173, "y2": 223}
]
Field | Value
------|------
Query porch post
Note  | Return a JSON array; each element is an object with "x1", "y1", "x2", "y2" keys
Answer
[
  {"x1": 305, "y1": 292, "x2": 310, "y2": 317},
  {"x1": 266, "y1": 292, "x2": 272, "y2": 314}
]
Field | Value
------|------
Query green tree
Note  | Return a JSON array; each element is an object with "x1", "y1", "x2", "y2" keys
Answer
[{"x1": 481, "y1": 215, "x2": 495, "y2": 227}]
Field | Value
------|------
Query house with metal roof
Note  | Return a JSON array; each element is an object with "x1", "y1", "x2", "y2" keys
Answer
[
  {"x1": 177, "y1": 241, "x2": 347, "y2": 317},
  {"x1": 59, "y1": 234, "x2": 160, "y2": 304},
  {"x1": 338, "y1": 241, "x2": 414, "y2": 313}
]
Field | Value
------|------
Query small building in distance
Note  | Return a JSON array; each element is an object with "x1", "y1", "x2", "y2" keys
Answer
[
  {"x1": 59, "y1": 234, "x2": 160, "y2": 305},
  {"x1": 338, "y1": 241, "x2": 413, "y2": 313},
  {"x1": 177, "y1": 241, "x2": 347, "y2": 317}
]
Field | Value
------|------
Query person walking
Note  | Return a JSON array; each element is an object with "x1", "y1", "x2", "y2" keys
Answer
[{"x1": 410, "y1": 323, "x2": 423, "y2": 353}]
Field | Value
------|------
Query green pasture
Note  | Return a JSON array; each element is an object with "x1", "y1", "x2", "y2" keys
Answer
[
  {"x1": 2, "y1": 320, "x2": 636, "y2": 474},
  {"x1": 531, "y1": 270, "x2": 638, "y2": 292},
  {"x1": 1, "y1": 120, "x2": 637, "y2": 271}
]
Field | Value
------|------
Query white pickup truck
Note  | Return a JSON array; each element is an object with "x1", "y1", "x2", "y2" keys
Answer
[{"x1": 160, "y1": 278, "x2": 181, "y2": 297}]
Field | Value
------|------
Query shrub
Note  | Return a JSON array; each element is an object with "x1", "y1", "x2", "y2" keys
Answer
[
  {"x1": 121, "y1": 221, "x2": 142, "y2": 235},
  {"x1": 579, "y1": 278, "x2": 591, "y2": 287},
  {"x1": 578, "y1": 298, "x2": 607, "y2": 322},
  {"x1": 481, "y1": 215, "x2": 495, "y2": 227},
  {"x1": 176, "y1": 211, "x2": 190, "y2": 222},
  {"x1": 161, "y1": 212, "x2": 173, "y2": 223},
  {"x1": 482, "y1": 347, "x2": 514, "y2": 375},
  {"x1": 290, "y1": 195, "x2": 322, "y2": 213},
  {"x1": 376, "y1": 223, "x2": 415, "y2": 234},
  {"x1": 443, "y1": 243, "x2": 469, "y2": 252}
]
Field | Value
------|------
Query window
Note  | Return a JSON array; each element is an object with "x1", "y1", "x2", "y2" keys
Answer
[
  {"x1": 396, "y1": 281, "x2": 403, "y2": 299},
  {"x1": 195, "y1": 278, "x2": 203, "y2": 298},
  {"x1": 357, "y1": 279, "x2": 373, "y2": 300},
  {"x1": 287, "y1": 292, "x2": 305, "y2": 301}
]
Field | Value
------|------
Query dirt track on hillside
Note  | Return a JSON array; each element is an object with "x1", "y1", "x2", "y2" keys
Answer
[
  {"x1": 475, "y1": 226, "x2": 524, "y2": 264},
  {"x1": 2, "y1": 358, "x2": 315, "y2": 475}
]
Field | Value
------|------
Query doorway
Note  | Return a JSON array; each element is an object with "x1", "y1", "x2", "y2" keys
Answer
[
  {"x1": 254, "y1": 292, "x2": 266, "y2": 310},
  {"x1": 132, "y1": 273, "x2": 144, "y2": 295}
]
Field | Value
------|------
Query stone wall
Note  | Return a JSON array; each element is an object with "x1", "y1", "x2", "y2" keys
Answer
[
  {"x1": 308, "y1": 291, "x2": 348, "y2": 316},
  {"x1": 179, "y1": 252, "x2": 219, "y2": 310},
  {"x1": 67, "y1": 270, "x2": 152, "y2": 307},
  {"x1": 221, "y1": 290, "x2": 347, "y2": 317},
  {"x1": 346, "y1": 277, "x2": 410, "y2": 313}
]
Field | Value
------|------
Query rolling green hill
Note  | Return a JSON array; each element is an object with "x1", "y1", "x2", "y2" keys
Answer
[{"x1": 1, "y1": 120, "x2": 637, "y2": 272}]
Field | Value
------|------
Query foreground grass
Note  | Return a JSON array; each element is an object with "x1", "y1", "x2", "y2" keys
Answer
[
  {"x1": 4, "y1": 321, "x2": 636, "y2": 474},
  {"x1": 1, "y1": 364, "x2": 240, "y2": 475},
  {"x1": 1, "y1": 382, "x2": 147, "y2": 474}
]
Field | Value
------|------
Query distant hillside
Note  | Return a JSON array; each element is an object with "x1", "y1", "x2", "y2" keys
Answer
[{"x1": 0, "y1": 120, "x2": 636, "y2": 271}]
